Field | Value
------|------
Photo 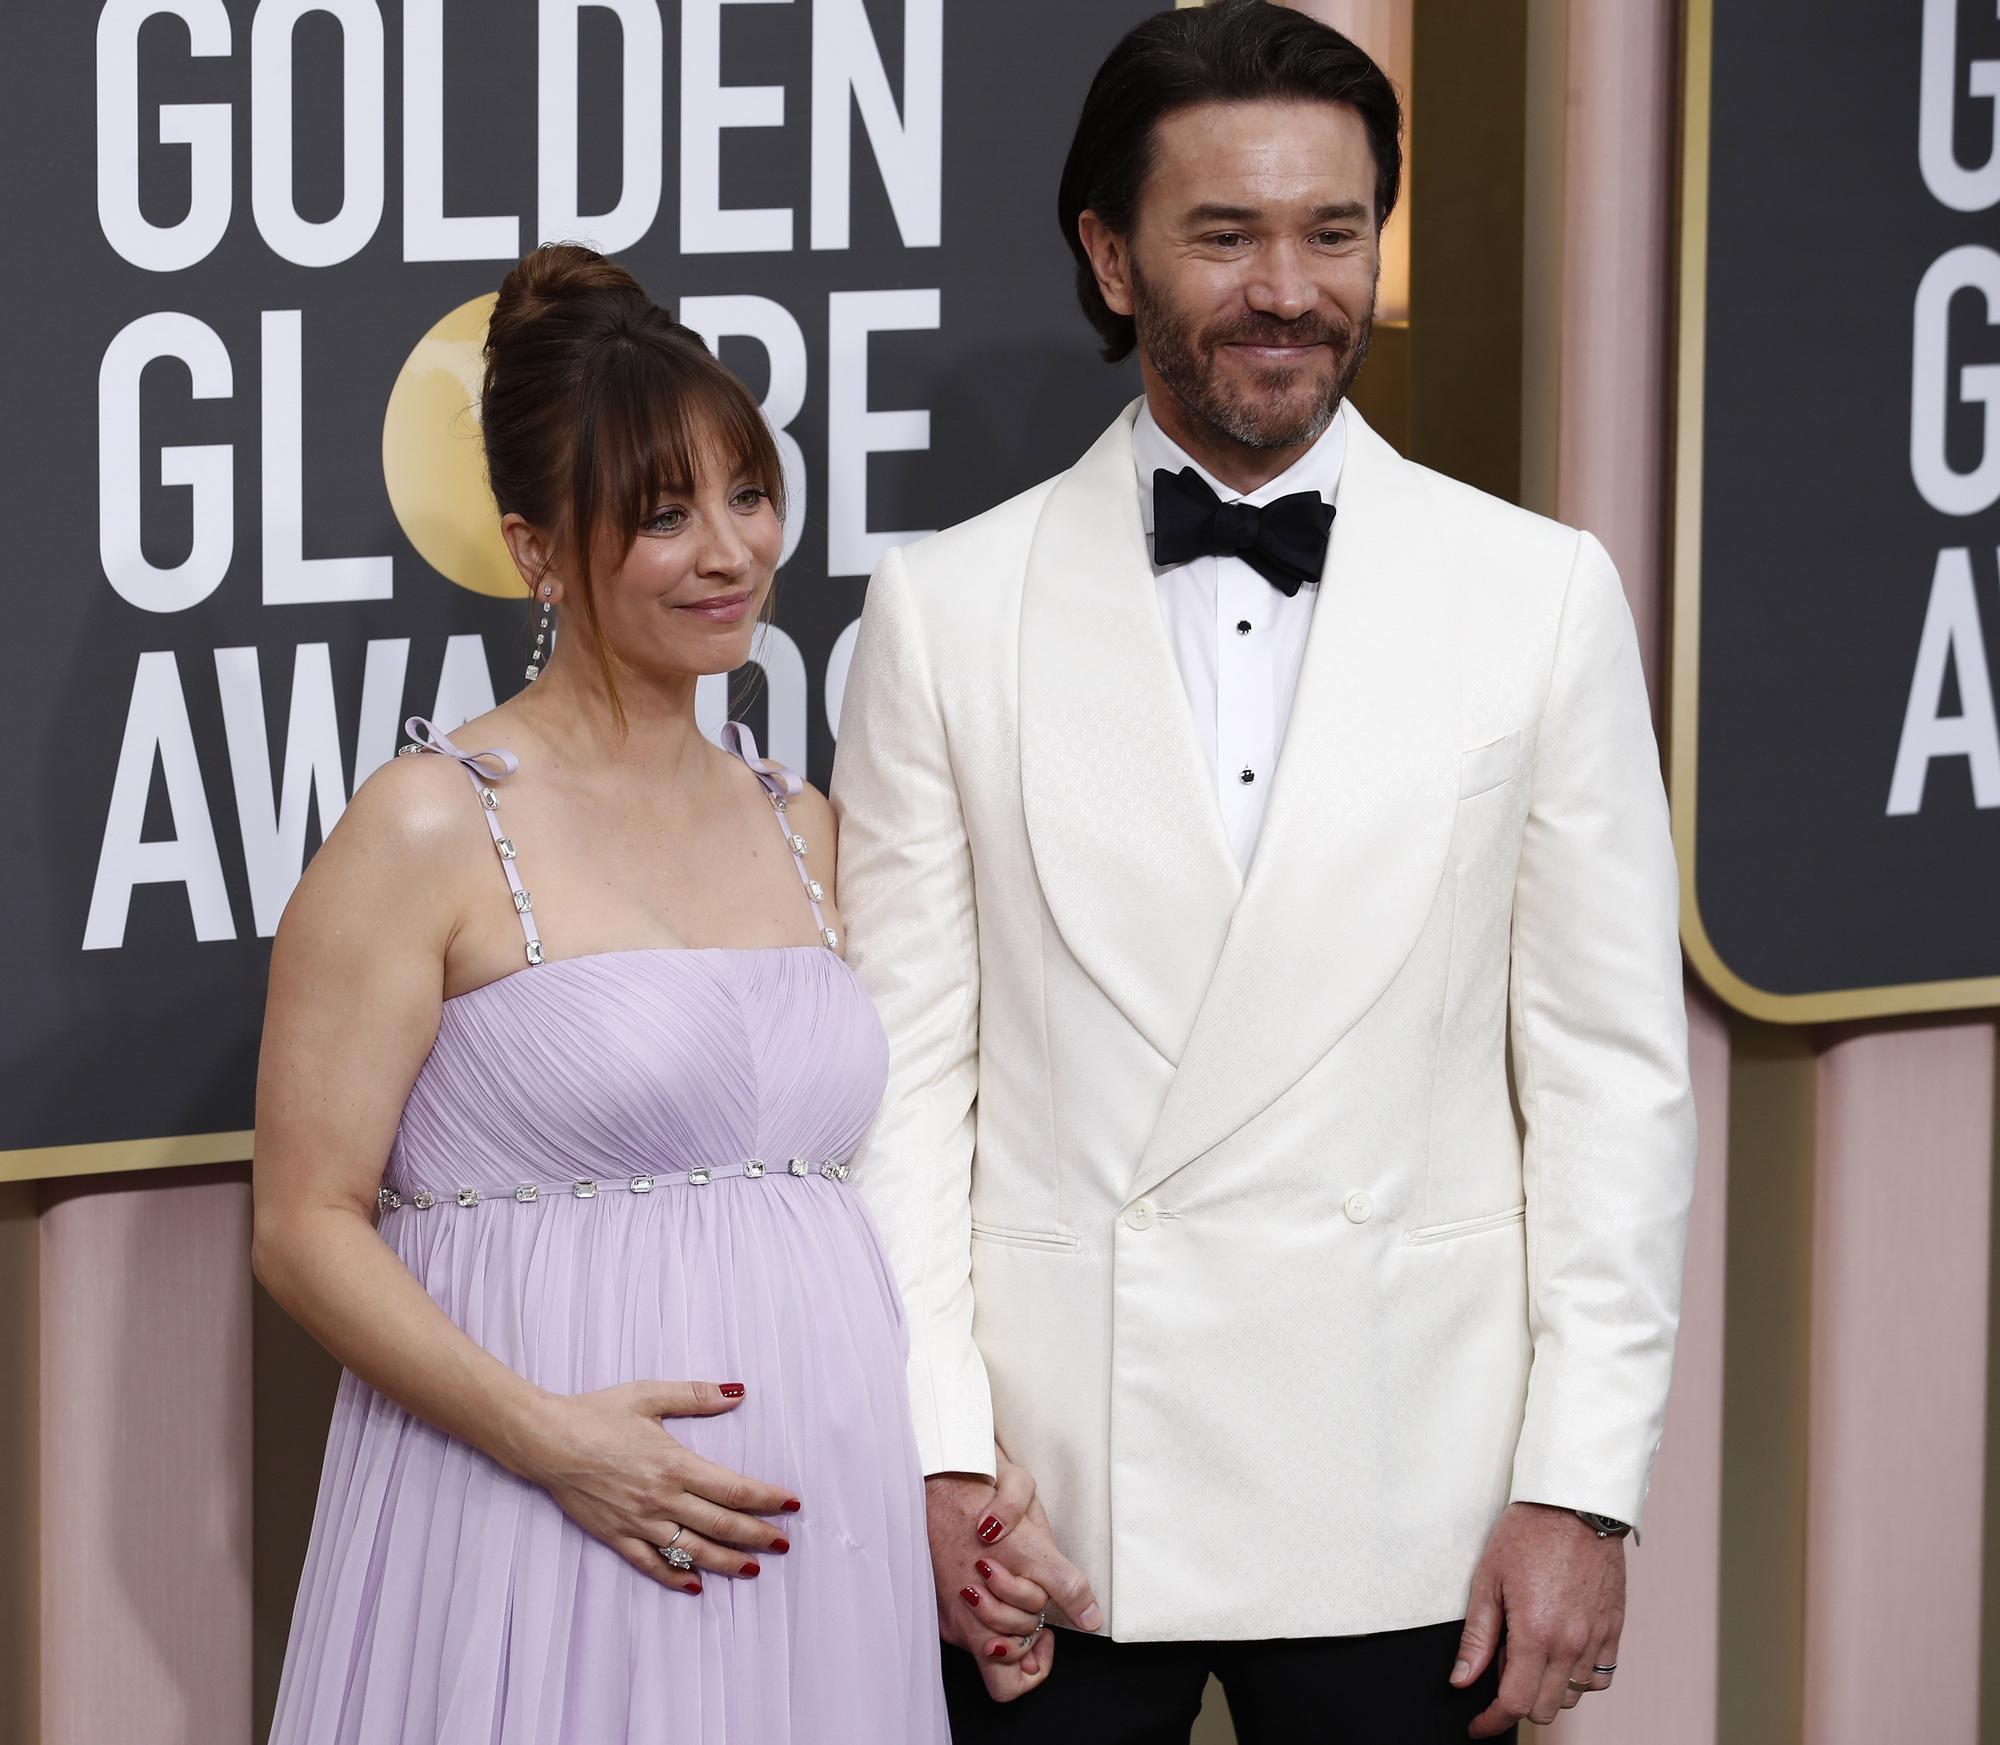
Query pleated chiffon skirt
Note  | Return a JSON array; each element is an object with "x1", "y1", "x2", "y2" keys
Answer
[{"x1": 268, "y1": 948, "x2": 950, "y2": 1744}]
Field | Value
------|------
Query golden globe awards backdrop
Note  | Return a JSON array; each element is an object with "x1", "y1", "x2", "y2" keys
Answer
[
  {"x1": 3, "y1": 0, "x2": 1150, "y2": 1178},
  {"x1": 1676, "y1": 0, "x2": 2000, "y2": 1020}
]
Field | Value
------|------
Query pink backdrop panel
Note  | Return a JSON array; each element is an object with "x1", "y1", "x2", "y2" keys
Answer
[{"x1": 40, "y1": 1175, "x2": 254, "y2": 1745}]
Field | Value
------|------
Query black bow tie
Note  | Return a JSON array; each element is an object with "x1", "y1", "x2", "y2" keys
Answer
[{"x1": 1151, "y1": 467, "x2": 1336, "y2": 597}]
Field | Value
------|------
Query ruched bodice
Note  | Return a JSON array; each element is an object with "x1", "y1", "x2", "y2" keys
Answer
[
  {"x1": 268, "y1": 723, "x2": 947, "y2": 1745},
  {"x1": 388, "y1": 946, "x2": 888, "y2": 1192}
]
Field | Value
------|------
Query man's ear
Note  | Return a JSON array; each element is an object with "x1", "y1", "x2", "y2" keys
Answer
[{"x1": 1077, "y1": 211, "x2": 1135, "y2": 318}]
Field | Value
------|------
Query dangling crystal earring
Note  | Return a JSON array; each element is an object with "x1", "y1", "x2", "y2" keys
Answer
[{"x1": 525, "y1": 581, "x2": 554, "y2": 683}]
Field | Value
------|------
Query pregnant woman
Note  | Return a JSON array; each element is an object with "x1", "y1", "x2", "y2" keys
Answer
[{"x1": 253, "y1": 245, "x2": 971, "y2": 1742}]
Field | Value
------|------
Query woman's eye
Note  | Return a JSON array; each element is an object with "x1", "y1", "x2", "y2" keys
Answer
[
  {"x1": 732, "y1": 486, "x2": 770, "y2": 510},
  {"x1": 643, "y1": 506, "x2": 687, "y2": 533}
]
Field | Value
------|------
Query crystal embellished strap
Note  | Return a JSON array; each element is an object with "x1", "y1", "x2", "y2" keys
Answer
[
  {"x1": 718, "y1": 722, "x2": 837, "y2": 951},
  {"x1": 399, "y1": 716, "x2": 545, "y2": 967},
  {"x1": 377, "y1": 1155, "x2": 854, "y2": 1213}
]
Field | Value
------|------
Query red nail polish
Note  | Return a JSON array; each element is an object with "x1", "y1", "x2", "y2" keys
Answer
[
  {"x1": 769, "y1": 1536, "x2": 791, "y2": 1554},
  {"x1": 960, "y1": 1587, "x2": 981, "y2": 1607},
  {"x1": 977, "y1": 1516, "x2": 1004, "y2": 1543},
  {"x1": 740, "y1": 1561, "x2": 760, "y2": 1577},
  {"x1": 687, "y1": 1581, "x2": 703, "y2": 1595},
  {"x1": 719, "y1": 1383, "x2": 746, "y2": 1398},
  {"x1": 975, "y1": 1560, "x2": 995, "y2": 1581},
  {"x1": 782, "y1": 1498, "x2": 802, "y2": 1513},
  {"x1": 987, "y1": 1643, "x2": 1010, "y2": 1660}
]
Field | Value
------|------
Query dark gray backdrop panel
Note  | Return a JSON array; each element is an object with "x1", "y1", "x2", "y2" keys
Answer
[
  {"x1": 2, "y1": 0, "x2": 1149, "y2": 1156},
  {"x1": 1695, "y1": 0, "x2": 2000, "y2": 999}
]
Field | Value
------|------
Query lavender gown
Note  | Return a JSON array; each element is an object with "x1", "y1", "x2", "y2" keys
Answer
[{"x1": 268, "y1": 719, "x2": 949, "y2": 1745}]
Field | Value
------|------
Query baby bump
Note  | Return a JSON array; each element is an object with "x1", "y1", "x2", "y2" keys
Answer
[{"x1": 383, "y1": 1180, "x2": 919, "y2": 1548}]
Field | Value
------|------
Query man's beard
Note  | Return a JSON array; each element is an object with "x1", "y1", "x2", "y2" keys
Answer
[{"x1": 1132, "y1": 263, "x2": 1374, "y2": 453}]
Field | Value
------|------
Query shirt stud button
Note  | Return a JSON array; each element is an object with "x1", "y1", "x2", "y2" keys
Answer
[
  {"x1": 1236, "y1": 619, "x2": 1252, "y2": 636},
  {"x1": 1239, "y1": 768, "x2": 1256, "y2": 785}
]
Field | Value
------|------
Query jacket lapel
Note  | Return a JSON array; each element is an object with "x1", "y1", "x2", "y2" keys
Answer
[
  {"x1": 1018, "y1": 402, "x2": 1242, "y2": 1064},
  {"x1": 1131, "y1": 406, "x2": 1462, "y2": 1199}
]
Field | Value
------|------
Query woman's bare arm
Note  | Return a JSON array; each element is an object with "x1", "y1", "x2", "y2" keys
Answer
[
  {"x1": 252, "y1": 755, "x2": 796, "y2": 1588},
  {"x1": 251, "y1": 753, "x2": 557, "y2": 1469}
]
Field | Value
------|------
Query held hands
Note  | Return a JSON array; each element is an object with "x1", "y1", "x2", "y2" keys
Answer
[
  {"x1": 926, "y1": 1456, "x2": 1103, "y2": 1702},
  {"x1": 513, "y1": 1380, "x2": 799, "y2": 1594},
  {"x1": 1453, "y1": 1502, "x2": 1626, "y2": 1735}
]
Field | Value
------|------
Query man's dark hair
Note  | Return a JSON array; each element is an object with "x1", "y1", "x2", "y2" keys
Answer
[{"x1": 1057, "y1": 0, "x2": 1403, "y2": 362}]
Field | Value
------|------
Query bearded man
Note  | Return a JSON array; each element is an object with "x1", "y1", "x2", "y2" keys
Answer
[{"x1": 831, "y1": 4, "x2": 1696, "y2": 1740}]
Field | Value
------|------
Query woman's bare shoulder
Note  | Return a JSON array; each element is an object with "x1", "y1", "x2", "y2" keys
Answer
[
  {"x1": 784, "y1": 779, "x2": 836, "y2": 851},
  {"x1": 278, "y1": 746, "x2": 492, "y2": 952},
  {"x1": 342, "y1": 745, "x2": 492, "y2": 862}
]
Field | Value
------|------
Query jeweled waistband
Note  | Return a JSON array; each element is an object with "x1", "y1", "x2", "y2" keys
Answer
[{"x1": 377, "y1": 1156, "x2": 852, "y2": 1213}]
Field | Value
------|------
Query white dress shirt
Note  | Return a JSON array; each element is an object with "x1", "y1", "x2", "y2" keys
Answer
[{"x1": 1133, "y1": 400, "x2": 1347, "y2": 868}]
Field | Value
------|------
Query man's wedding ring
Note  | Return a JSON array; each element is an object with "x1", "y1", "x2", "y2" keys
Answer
[
  {"x1": 659, "y1": 1526, "x2": 695, "y2": 1572},
  {"x1": 1594, "y1": 1664, "x2": 1618, "y2": 1676}
]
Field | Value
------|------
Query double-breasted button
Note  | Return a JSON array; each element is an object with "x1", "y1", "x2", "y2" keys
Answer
[
  {"x1": 1343, "y1": 1190, "x2": 1374, "y2": 1224},
  {"x1": 1122, "y1": 1200, "x2": 1158, "y2": 1232}
]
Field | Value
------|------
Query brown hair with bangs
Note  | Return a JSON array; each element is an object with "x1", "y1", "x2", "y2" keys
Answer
[{"x1": 480, "y1": 244, "x2": 786, "y2": 723}]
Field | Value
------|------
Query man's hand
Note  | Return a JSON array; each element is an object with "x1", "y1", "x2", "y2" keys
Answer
[
  {"x1": 1453, "y1": 1502, "x2": 1625, "y2": 1736},
  {"x1": 926, "y1": 1457, "x2": 1102, "y2": 1702}
]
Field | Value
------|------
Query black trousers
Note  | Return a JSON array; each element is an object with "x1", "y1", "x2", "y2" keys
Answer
[{"x1": 941, "y1": 1618, "x2": 1513, "y2": 1745}]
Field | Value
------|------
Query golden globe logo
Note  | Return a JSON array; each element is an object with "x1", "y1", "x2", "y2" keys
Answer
[{"x1": 381, "y1": 292, "x2": 522, "y2": 600}]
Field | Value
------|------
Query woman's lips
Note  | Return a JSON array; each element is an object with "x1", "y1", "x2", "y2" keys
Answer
[{"x1": 677, "y1": 593, "x2": 755, "y2": 623}]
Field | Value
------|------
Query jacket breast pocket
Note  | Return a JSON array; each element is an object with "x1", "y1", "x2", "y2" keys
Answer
[
  {"x1": 1457, "y1": 731, "x2": 1524, "y2": 801},
  {"x1": 970, "y1": 1219, "x2": 1080, "y2": 1254}
]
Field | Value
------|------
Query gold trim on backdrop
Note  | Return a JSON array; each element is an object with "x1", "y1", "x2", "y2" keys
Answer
[
  {"x1": 0, "y1": 1130, "x2": 254, "y2": 1185},
  {"x1": 1669, "y1": 0, "x2": 2000, "y2": 1023}
]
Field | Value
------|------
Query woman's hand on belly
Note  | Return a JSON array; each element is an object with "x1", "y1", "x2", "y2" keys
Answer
[{"x1": 516, "y1": 1379, "x2": 802, "y2": 1592}]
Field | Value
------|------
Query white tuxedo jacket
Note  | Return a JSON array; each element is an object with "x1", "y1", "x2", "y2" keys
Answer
[{"x1": 830, "y1": 400, "x2": 1696, "y2": 1642}]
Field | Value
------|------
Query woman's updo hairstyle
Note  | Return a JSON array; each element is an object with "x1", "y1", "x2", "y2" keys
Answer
[{"x1": 480, "y1": 244, "x2": 785, "y2": 712}]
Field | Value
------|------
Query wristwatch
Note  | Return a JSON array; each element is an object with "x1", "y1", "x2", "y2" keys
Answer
[{"x1": 1574, "y1": 1511, "x2": 1632, "y2": 1539}]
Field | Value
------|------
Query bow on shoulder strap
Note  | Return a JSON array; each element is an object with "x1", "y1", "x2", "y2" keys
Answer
[
  {"x1": 720, "y1": 721, "x2": 804, "y2": 800},
  {"x1": 400, "y1": 716, "x2": 520, "y2": 785}
]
